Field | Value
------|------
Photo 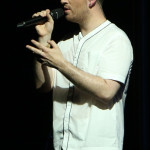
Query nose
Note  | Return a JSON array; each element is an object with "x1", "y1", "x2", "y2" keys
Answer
[{"x1": 60, "y1": 0, "x2": 68, "y2": 5}]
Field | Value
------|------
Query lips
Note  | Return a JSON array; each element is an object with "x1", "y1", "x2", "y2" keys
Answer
[{"x1": 64, "y1": 6, "x2": 71, "y2": 13}]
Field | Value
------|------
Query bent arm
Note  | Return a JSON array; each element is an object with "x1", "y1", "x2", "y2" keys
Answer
[
  {"x1": 28, "y1": 9, "x2": 55, "y2": 93},
  {"x1": 26, "y1": 39, "x2": 121, "y2": 102},
  {"x1": 58, "y1": 60, "x2": 121, "y2": 104}
]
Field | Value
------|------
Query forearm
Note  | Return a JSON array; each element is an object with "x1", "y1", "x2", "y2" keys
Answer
[
  {"x1": 34, "y1": 58, "x2": 54, "y2": 92},
  {"x1": 26, "y1": 39, "x2": 120, "y2": 97},
  {"x1": 58, "y1": 60, "x2": 120, "y2": 104},
  {"x1": 34, "y1": 35, "x2": 53, "y2": 92}
]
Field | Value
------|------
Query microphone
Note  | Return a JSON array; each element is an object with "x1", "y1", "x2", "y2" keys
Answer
[{"x1": 17, "y1": 8, "x2": 64, "y2": 28}]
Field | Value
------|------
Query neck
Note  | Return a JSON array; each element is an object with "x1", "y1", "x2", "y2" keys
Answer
[{"x1": 79, "y1": 5, "x2": 106, "y2": 36}]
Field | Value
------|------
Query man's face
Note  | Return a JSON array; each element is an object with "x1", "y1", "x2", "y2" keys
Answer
[{"x1": 60, "y1": 0, "x2": 89, "y2": 23}]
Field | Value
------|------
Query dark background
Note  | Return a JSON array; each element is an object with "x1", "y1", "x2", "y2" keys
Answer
[{"x1": 2, "y1": 0, "x2": 149, "y2": 150}]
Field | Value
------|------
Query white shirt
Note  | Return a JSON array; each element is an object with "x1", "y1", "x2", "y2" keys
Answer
[{"x1": 52, "y1": 20, "x2": 133, "y2": 150}]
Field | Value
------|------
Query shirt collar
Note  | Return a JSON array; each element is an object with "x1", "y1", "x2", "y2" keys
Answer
[{"x1": 78, "y1": 20, "x2": 111, "y2": 41}]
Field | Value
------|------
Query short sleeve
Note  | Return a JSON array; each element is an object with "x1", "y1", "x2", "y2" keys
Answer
[{"x1": 97, "y1": 34, "x2": 133, "y2": 84}]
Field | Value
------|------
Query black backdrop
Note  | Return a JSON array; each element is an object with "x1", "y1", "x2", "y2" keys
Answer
[{"x1": 2, "y1": 0, "x2": 149, "y2": 150}]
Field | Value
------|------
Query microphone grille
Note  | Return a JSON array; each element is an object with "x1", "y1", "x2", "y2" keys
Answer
[{"x1": 51, "y1": 8, "x2": 64, "y2": 20}]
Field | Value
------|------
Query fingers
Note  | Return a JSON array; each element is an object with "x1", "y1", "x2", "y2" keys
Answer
[
  {"x1": 46, "y1": 9, "x2": 53, "y2": 21},
  {"x1": 32, "y1": 9, "x2": 54, "y2": 27},
  {"x1": 26, "y1": 44, "x2": 44, "y2": 56},
  {"x1": 47, "y1": 40, "x2": 57, "y2": 48},
  {"x1": 32, "y1": 9, "x2": 52, "y2": 19},
  {"x1": 26, "y1": 39, "x2": 56, "y2": 54},
  {"x1": 26, "y1": 39, "x2": 58, "y2": 56},
  {"x1": 32, "y1": 10, "x2": 46, "y2": 18},
  {"x1": 26, "y1": 40, "x2": 47, "y2": 56}
]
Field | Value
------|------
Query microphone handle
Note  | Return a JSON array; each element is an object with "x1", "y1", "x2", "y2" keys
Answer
[{"x1": 24, "y1": 16, "x2": 48, "y2": 27}]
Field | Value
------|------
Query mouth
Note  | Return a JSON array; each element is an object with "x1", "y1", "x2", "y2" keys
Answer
[{"x1": 63, "y1": 6, "x2": 71, "y2": 13}]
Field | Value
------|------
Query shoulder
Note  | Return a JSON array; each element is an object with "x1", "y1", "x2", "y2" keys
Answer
[{"x1": 106, "y1": 21, "x2": 131, "y2": 43}]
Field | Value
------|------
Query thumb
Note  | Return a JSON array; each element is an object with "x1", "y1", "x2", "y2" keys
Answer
[{"x1": 46, "y1": 9, "x2": 54, "y2": 22}]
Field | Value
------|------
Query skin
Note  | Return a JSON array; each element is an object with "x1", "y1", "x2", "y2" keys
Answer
[{"x1": 26, "y1": 0, "x2": 121, "y2": 105}]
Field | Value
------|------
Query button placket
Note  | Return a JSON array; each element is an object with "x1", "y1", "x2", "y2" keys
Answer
[{"x1": 62, "y1": 36, "x2": 87, "y2": 149}]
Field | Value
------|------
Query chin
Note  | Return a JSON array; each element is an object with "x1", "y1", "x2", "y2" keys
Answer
[{"x1": 65, "y1": 15, "x2": 77, "y2": 23}]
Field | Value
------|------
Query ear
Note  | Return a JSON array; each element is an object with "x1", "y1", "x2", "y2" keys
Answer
[{"x1": 88, "y1": 0, "x2": 96, "y2": 8}]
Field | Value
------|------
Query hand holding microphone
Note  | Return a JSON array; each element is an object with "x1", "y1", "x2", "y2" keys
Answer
[
  {"x1": 17, "y1": 8, "x2": 64, "y2": 43},
  {"x1": 17, "y1": 8, "x2": 64, "y2": 28},
  {"x1": 19, "y1": 8, "x2": 65, "y2": 62},
  {"x1": 32, "y1": 9, "x2": 55, "y2": 37}
]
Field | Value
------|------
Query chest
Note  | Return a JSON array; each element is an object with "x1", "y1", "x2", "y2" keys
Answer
[{"x1": 63, "y1": 37, "x2": 108, "y2": 75}]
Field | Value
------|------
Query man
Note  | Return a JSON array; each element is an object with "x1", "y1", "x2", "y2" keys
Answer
[{"x1": 26, "y1": 0, "x2": 133, "y2": 150}]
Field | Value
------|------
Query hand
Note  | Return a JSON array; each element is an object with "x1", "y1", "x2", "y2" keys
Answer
[
  {"x1": 26, "y1": 39, "x2": 66, "y2": 69},
  {"x1": 32, "y1": 9, "x2": 54, "y2": 37}
]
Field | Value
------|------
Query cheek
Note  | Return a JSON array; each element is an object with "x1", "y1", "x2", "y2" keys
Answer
[{"x1": 65, "y1": 3, "x2": 88, "y2": 23}]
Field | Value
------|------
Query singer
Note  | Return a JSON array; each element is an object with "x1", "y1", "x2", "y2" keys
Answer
[{"x1": 26, "y1": 0, "x2": 133, "y2": 150}]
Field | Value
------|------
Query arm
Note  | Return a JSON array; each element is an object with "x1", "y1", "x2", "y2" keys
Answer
[
  {"x1": 26, "y1": 39, "x2": 121, "y2": 104},
  {"x1": 33, "y1": 59, "x2": 55, "y2": 93},
  {"x1": 58, "y1": 60, "x2": 121, "y2": 103},
  {"x1": 28, "y1": 9, "x2": 55, "y2": 92}
]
